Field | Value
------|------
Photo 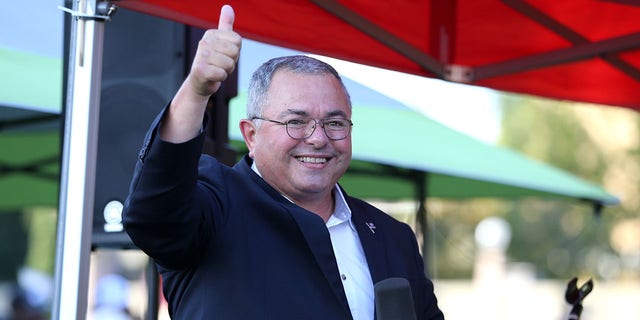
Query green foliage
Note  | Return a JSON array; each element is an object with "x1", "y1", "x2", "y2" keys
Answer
[
  {"x1": 23, "y1": 208, "x2": 58, "y2": 274},
  {"x1": 500, "y1": 95, "x2": 607, "y2": 182},
  {"x1": 504, "y1": 199, "x2": 612, "y2": 279},
  {"x1": 497, "y1": 94, "x2": 640, "y2": 280}
]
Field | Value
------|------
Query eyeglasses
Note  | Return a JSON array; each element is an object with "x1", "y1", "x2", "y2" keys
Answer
[{"x1": 251, "y1": 117, "x2": 353, "y2": 140}]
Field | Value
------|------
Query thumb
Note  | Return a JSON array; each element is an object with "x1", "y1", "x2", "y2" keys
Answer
[{"x1": 218, "y1": 4, "x2": 235, "y2": 31}]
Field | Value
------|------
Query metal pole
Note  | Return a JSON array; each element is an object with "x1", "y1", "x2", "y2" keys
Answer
[
  {"x1": 52, "y1": 0, "x2": 106, "y2": 318},
  {"x1": 414, "y1": 171, "x2": 434, "y2": 276}
]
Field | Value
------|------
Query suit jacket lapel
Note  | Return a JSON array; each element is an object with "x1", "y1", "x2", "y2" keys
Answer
[
  {"x1": 348, "y1": 197, "x2": 389, "y2": 284},
  {"x1": 287, "y1": 205, "x2": 352, "y2": 315}
]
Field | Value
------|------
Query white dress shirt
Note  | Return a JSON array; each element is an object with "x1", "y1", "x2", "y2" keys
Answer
[{"x1": 327, "y1": 187, "x2": 375, "y2": 320}]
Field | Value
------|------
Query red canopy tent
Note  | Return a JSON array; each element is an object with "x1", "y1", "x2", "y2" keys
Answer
[{"x1": 115, "y1": 0, "x2": 640, "y2": 111}]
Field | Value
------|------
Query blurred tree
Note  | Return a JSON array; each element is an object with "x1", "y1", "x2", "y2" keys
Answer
[
  {"x1": 497, "y1": 94, "x2": 640, "y2": 280},
  {"x1": 428, "y1": 199, "x2": 507, "y2": 278},
  {"x1": 23, "y1": 208, "x2": 57, "y2": 274}
]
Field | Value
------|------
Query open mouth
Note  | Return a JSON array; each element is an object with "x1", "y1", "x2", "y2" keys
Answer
[{"x1": 296, "y1": 156, "x2": 328, "y2": 164}]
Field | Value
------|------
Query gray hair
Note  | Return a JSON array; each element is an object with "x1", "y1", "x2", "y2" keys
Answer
[{"x1": 246, "y1": 55, "x2": 352, "y2": 118}]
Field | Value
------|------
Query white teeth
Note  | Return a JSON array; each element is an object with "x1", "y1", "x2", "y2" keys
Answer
[{"x1": 297, "y1": 156, "x2": 327, "y2": 163}]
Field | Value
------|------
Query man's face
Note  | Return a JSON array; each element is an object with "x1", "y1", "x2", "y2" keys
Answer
[{"x1": 242, "y1": 70, "x2": 352, "y2": 202}]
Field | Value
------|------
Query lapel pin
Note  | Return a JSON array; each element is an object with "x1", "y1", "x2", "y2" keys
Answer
[{"x1": 366, "y1": 222, "x2": 376, "y2": 234}]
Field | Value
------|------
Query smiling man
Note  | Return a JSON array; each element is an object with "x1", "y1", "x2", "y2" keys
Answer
[
  {"x1": 123, "y1": 5, "x2": 444, "y2": 320},
  {"x1": 241, "y1": 66, "x2": 353, "y2": 222}
]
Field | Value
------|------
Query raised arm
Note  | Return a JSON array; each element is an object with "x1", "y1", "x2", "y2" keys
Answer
[{"x1": 160, "y1": 4, "x2": 242, "y2": 143}]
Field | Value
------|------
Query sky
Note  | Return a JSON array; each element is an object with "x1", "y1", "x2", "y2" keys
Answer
[{"x1": 1, "y1": 0, "x2": 64, "y2": 57}]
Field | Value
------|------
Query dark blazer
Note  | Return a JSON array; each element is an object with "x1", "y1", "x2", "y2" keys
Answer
[{"x1": 123, "y1": 115, "x2": 444, "y2": 320}]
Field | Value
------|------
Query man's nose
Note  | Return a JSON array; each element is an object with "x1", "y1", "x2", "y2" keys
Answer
[{"x1": 304, "y1": 121, "x2": 329, "y2": 144}]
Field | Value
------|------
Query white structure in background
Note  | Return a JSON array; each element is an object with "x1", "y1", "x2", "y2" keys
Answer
[
  {"x1": 310, "y1": 54, "x2": 502, "y2": 144},
  {"x1": 467, "y1": 217, "x2": 564, "y2": 320},
  {"x1": 473, "y1": 216, "x2": 512, "y2": 319}
]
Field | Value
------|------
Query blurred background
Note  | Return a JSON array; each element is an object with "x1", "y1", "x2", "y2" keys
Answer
[{"x1": 1, "y1": 1, "x2": 638, "y2": 319}]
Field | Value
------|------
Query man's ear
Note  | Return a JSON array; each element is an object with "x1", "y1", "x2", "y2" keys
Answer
[{"x1": 239, "y1": 119, "x2": 257, "y2": 158}]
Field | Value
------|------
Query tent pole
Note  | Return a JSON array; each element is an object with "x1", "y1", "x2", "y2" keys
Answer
[
  {"x1": 52, "y1": 0, "x2": 108, "y2": 318},
  {"x1": 414, "y1": 171, "x2": 434, "y2": 276}
]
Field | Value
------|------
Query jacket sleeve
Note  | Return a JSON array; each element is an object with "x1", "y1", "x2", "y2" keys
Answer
[{"x1": 122, "y1": 109, "x2": 222, "y2": 270}]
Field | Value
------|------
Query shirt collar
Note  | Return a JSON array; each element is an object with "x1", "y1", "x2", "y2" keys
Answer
[{"x1": 327, "y1": 186, "x2": 355, "y2": 231}]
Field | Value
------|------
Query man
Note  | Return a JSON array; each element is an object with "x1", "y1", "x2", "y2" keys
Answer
[{"x1": 123, "y1": 5, "x2": 444, "y2": 319}]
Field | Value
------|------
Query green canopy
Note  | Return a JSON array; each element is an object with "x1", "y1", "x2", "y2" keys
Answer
[
  {"x1": 0, "y1": 132, "x2": 60, "y2": 209},
  {"x1": 229, "y1": 93, "x2": 619, "y2": 206},
  {"x1": 0, "y1": 47, "x2": 62, "y2": 210}
]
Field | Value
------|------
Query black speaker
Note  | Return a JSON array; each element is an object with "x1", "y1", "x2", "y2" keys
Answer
[{"x1": 92, "y1": 8, "x2": 189, "y2": 248}]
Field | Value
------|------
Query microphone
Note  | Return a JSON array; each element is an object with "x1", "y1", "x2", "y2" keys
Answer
[{"x1": 374, "y1": 277, "x2": 417, "y2": 320}]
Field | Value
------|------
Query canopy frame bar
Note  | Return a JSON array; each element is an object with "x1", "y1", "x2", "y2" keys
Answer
[
  {"x1": 309, "y1": 0, "x2": 446, "y2": 78},
  {"x1": 473, "y1": 32, "x2": 640, "y2": 82},
  {"x1": 493, "y1": 0, "x2": 640, "y2": 82}
]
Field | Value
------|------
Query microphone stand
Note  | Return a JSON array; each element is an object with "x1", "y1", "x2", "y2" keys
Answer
[{"x1": 564, "y1": 277, "x2": 593, "y2": 320}]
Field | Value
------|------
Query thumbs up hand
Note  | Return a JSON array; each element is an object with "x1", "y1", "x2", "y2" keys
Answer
[
  {"x1": 187, "y1": 4, "x2": 242, "y2": 97},
  {"x1": 162, "y1": 5, "x2": 241, "y2": 143}
]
